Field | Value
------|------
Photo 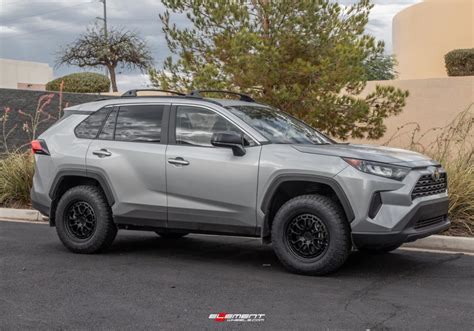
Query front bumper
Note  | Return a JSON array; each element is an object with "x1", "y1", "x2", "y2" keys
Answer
[{"x1": 352, "y1": 197, "x2": 450, "y2": 249}]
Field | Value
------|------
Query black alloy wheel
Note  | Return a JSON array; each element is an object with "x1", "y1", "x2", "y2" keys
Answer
[
  {"x1": 285, "y1": 213, "x2": 329, "y2": 259},
  {"x1": 65, "y1": 201, "x2": 97, "y2": 240}
]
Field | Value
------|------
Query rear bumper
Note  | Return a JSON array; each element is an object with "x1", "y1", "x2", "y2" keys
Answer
[
  {"x1": 31, "y1": 189, "x2": 50, "y2": 217},
  {"x1": 352, "y1": 197, "x2": 450, "y2": 249}
]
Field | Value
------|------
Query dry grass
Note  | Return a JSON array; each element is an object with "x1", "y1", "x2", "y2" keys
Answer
[
  {"x1": 385, "y1": 104, "x2": 474, "y2": 236},
  {"x1": 0, "y1": 152, "x2": 34, "y2": 208}
]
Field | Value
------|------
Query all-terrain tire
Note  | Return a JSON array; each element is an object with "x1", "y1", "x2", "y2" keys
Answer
[
  {"x1": 55, "y1": 185, "x2": 117, "y2": 253},
  {"x1": 155, "y1": 231, "x2": 189, "y2": 239},
  {"x1": 271, "y1": 194, "x2": 351, "y2": 275}
]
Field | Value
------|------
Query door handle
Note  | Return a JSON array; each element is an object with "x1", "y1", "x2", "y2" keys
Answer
[
  {"x1": 92, "y1": 149, "x2": 112, "y2": 158},
  {"x1": 168, "y1": 157, "x2": 190, "y2": 166}
]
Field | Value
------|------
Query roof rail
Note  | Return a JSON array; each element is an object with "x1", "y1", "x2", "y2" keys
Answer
[
  {"x1": 121, "y1": 89, "x2": 185, "y2": 97},
  {"x1": 187, "y1": 90, "x2": 255, "y2": 102}
]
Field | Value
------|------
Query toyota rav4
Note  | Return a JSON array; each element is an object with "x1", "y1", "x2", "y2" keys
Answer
[{"x1": 31, "y1": 89, "x2": 450, "y2": 275}]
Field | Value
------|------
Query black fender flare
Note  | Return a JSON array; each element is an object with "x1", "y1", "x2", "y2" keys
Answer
[
  {"x1": 49, "y1": 168, "x2": 115, "y2": 206},
  {"x1": 260, "y1": 174, "x2": 355, "y2": 224}
]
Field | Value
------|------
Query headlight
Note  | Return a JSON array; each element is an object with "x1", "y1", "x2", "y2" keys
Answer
[{"x1": 343, "y1": 158, "x2": 410, "y2": 181}]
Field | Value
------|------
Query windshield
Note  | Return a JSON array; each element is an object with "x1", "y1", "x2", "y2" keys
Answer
[{"x1": 226, "y1": 105, "x2": 333, "y2": 145}]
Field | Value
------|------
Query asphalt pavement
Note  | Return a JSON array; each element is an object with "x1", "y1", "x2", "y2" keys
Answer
[{"x1": 1, "y1": 220, "x2": 473, "y2": 330}]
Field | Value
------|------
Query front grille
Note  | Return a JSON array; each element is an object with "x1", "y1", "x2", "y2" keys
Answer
[
  {"x1": 414, "y1": 215, "x2": 446, "y2": 229},
  {"x1": 411, "y1": 172, "x2": 447, "y2": 199}
]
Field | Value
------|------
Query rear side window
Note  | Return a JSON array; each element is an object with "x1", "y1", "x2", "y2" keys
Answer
[
  {"x1": 114, "y1": 105, "x2": 164, "y2": 142},
  {"x1": 75, "y1": 108, "x2": 111, "y2": 139}
]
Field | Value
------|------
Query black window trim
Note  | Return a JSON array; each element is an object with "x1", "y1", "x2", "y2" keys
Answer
[
  {"x1": 97, "y1": 106, "x2": 119, "y2": 141},
  {"x1": 168, "y1": 103, "x2": 260, "y2": 147}
]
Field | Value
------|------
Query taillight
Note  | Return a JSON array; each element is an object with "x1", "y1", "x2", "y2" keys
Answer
[{"x1": 31, "y1": 139, "x2": 50, "y2": 155}]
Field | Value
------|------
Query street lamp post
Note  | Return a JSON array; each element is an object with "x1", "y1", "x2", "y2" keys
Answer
[{"x1": 98, "y1": 0, "x2": 108, "y2": 79}]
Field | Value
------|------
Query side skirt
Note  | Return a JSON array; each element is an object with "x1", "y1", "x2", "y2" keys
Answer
[{"x1": 114, "y1": 216, "x2": 260, "y2": 238}]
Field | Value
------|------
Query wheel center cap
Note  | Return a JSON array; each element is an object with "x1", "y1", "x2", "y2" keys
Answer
[{"x1": 304, "y1": 232, "x2": 313, "y2": 241}]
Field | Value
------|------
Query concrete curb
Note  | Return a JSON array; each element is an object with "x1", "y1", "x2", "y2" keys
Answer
[
  {"x1": 0, "y1": 208, "x2": 45, "y2": 222},
  {"x1": 403, "y1": 235, "x2": 474, "y2": 253}
]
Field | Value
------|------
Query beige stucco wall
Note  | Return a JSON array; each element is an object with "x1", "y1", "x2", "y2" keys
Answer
[
  {"x1": 0, "y1": 58, "x2": 53, "y2": 90},
  {"x1": 350, "y1": 76, "x2": 474, "y2": 148},
  {"x1": 393, "y1": 0, "x2": 474, "y2": 80}
]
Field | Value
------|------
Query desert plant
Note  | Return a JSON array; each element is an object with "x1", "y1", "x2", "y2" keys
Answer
[
  {"x1": 46, "y1": 72, "x2": 110, "y2": 93},
  {"x1": 445, "y1": 48, "x2": 474, "y2": 77},
  {"x1": 0, "y1": 107, "x2": 17, "y2": 154},
  {"x1": 18, "y1": 93, "x2": 56, "y2": 149},
  {"x1": 384, "y1": 104, "x2": 474, "y2": 235},
  {"x1": 1, "y1": 90, "x2": 64, "y2": 155},
  {"x1": 443, "y1": 152, "x2": 474, "y2": 235},
  {"x1": 0, "y1": 152, "x2": 34, "y2": 207}
]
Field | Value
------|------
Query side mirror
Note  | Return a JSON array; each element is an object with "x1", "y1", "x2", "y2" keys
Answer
[{"x1": 211, "y1": 132, "x2": 246, "y2": 156}]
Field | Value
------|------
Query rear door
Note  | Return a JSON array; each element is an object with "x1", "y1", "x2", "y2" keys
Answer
[
  {"x1": 165, "y1": 104, "x2": 262, "y2": 235},
  {"x1": 86, "y1": 103, "x2": 170, "y2": 227}
]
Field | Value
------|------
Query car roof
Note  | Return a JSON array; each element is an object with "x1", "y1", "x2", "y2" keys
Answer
[{"x1": 64, "y1": 96, "x2": 269, "y2": 113}]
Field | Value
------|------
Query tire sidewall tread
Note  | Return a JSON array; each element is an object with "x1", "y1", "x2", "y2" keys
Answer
[
  {"x1": 271, "y1": 194, "x2": 351, "y2": 275},
  {"x1": 55, "y1": 185, "x2": 117, "y2": 254}
]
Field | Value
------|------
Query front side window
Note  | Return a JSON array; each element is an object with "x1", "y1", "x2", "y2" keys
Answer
[
  {"x1": 114, "y1": 105, "x2": 164, "y2": 142},
  {"x1": 175, "y1": 106, "x2": 249, "y2": 147},
  {"x1": 227, "y1": 106, "x2": 333, "y2": 145},
  {"x1": 75, "y1": 108, "x2": 111, "y2": 139}
]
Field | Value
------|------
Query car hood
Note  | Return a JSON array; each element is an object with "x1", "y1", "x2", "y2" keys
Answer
[{"x1": 292, "y1": 143, "x2": 439, "y2": 168}]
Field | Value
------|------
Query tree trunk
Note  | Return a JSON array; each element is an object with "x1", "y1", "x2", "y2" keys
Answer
[{"x1": 108, "y1": 65, "x2": 118, "y2": 92}]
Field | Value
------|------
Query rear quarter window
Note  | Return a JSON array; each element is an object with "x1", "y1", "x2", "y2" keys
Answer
[{"x1": 74, "y1": 108, "x2": 111, "y2": 139}]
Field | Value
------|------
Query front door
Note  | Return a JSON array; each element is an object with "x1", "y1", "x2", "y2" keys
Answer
[
  {"x1": 86, "y1": 104, "x2": 169, "y2": 227},
  {"x1": 166, "y1": 105, "x2": 261, "y2": 235}
]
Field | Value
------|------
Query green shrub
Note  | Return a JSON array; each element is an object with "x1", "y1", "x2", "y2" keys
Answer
[
  {"x1": 46, "y1": 72, "x2": 110, "y2": 93},
  {"x1": 0, "y1": 152, "x2": 34, "y2": 207},
  {"x1": 445, "y1": 49, "x2": 474, "y2": 77}
]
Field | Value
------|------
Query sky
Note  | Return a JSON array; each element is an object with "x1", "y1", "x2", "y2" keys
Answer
[{"x1": 0, "y1": 0, "x2": 420, "y2": 90}]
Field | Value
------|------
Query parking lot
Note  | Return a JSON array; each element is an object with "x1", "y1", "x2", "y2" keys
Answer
[{"x1": 1, "y1": 220, "x2": 473, "y2": 330}]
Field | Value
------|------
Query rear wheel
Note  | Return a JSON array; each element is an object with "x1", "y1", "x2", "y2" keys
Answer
[
  {"x1": 155, "y1": 231, "x2": 189, "y2": 239},
  {"x1": 271, "y1": 194, "x2": 351, "y2": 275},
  {"x1": 55, "y1": 185, "x2": 117, "y2": 253}
]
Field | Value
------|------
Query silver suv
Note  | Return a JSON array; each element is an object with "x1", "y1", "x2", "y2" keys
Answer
[{"x1": 31, "y1": 89, "x2": 450, "y2": 275}]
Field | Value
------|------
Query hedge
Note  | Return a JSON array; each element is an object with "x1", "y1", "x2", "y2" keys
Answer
[
  {"x1": 444, "y1": 49, "x2": 474, "y2": 77},
  {"x1": 46, "y1": 72, "x2": 110, "y2": 93}
]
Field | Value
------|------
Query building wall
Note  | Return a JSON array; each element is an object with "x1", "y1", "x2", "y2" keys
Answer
[
  {"x1": 350, "y1": 76, "x2": 474, "y2": 148},
  {"x1": 393, "y1": 0, "x2": 474, "y2": 80},
  {"x1": 0, "y1": 59, "x2": 53, "y2": 91}
]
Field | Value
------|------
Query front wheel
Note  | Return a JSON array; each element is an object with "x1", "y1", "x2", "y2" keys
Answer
[{"x1": 271, "y1": 194, "x2": 351, "y2": 275}]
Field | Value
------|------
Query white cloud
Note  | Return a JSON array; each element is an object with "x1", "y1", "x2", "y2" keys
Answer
[{"x1": 116, "y1": 73, "x2": 152, "y2": 90}]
